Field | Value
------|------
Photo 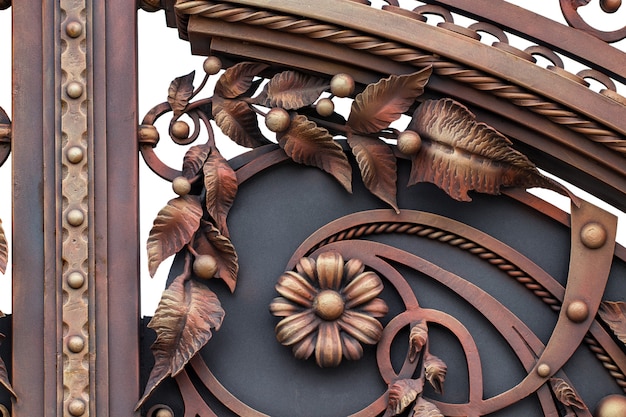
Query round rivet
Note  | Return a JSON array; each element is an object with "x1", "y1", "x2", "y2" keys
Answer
[
  {"x1": 581, "y1": 222, "x2": 607, "y2": 249},
  {"x1": 66, "y1": 82, "x2": 84, "y2": 99},
  {"x1": 67, "y1": 335, "x2": 85, "y2": 353},
  {"x1": 68, "y1": 398, "x2": 86, "y2": 416},
  {"x1": 600, "y1": 0, "x2": 622, "y2": 14},
  {"x1": 595, "y1": 394, "x2": 626, "y2": 417},
  {"x1": 66, "y1": 146, "x2": 84, "y2": 164},
  {"x1": 67, "y1": 209, "x2": 85, "y2": 227},
  {"x1": 65, "y1": 21, "x2": 83, "y2": 38},
  {"x1": 67, "y1": 272, "x2": 85, "y2": 289},
  {"x1": 567, "y1": 300, "x2": 589, "y2": 323},
  {"x1": 155, "y1": 408, "x2": 174, "y2": 417},
  {"x1": 536, "y1": 363, "x2": 551, "y2": 377}
]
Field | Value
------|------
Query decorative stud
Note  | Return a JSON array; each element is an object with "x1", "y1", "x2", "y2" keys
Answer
[
  {"x1": 581, "y1": 222, "x2": 607, "y2": 249},
  {"x1": 67, "y1": 335, "x2": 85, "y2": 353},
  {"x1": 67, "y1": 272, "x2": 85, "y2": 289},
  {"x1": 68, "y1": 398, "x2": 86, "y2": 416},
  {"x1": 536, "y1": 363, "x2": 551, "y2": 378},
  {"x1": 66, "y1": 82, "x2": 84, "y2": 99},
  {"x1": 600, "y1": 0, "x2": 622, "y2": 13},
  {"x1": 66, "y1": 146, "x2": 84, "y2": 164},
  {"x1": 595, "y1": 394, "x2": 626, "y2": 417},
  {"x1": 67, "y1": 209, "x2": 85, "y2": 227},
  {"x1": 155, "y1": 408, "x2": 174, "y2": 417},
  {"x1": 65, "y1": 21, "x2": 83, "y2": 38},
  {"x1": 566, "y1": 300, "x2": 589, "y2": 323}
]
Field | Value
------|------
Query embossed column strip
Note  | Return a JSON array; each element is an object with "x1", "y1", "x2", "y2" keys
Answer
[{"x1": 60, "y1": 0, "x2": 90, "y2": 416}]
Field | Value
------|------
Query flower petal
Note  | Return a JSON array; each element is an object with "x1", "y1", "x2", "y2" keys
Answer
[
  {"x1": 276, "y1": 311, "x2": 320, "y2": 346},
  {"x1": 269, "y1": 296, "x2": 303, "y2": 317},
  {"x1": 341, "y1": 333, "x2": 364, "y2": 361},
  {"x1": 344, "y1": 258, "x2": 365, "y2": 282},
  {"x1": 275, "y1": 271, "x2": 317, "y2": 307},
  {"x1": 338, "y1": 311, "x2": 383, "y2": 344},
  {"x1": 316, "y1": 252, "x2": 344, "y2": 290},
  {"x1": 343, "y1": 271, "x2": 384, "y2": 308},
  {"x1": 357, "y1": 298, "x2": 389, "y2": 318},
  {"x1": 292, "y1": 333, "x2": 316, "y2": 360},
  {"x1": 315, "y1": 321, "x2": 343, "y2": 367},
  {"x1": 295, "y1": 257, "x2": 317, "y2": 281}
]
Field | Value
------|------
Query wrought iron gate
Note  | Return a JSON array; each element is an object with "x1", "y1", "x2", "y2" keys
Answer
[{"x1": 1, "y1": 1, "x2": 626, "y2": 416}]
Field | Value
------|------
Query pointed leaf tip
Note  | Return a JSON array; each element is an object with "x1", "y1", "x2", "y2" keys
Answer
[
  {"x1": 278, "y1": 115, "x2": 352, "y2": 193},
  {"x1": 147, "y1": 196, "x2": 203, "y2": 277}
]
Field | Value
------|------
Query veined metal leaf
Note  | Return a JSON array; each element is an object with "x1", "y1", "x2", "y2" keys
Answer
[
  {"x1": 203, "y1": 150, "x2": 238, "y2": 238},
  {"x1": 412, "y1": 398, "x2": 444, "y2": 417},
  {"x1": 408, "y1": 98, "x2": 579, "y2": 203},
  {"x1": 215, "y1": 62, "x2": 269, "y2": 99},
  {"x1": 147, "y1": 196, "x2": 203, "y2": 277},
  {"x1": 136, "y1": 274, "x2": 225, "y2": 409},
  {"x1": 348, "y1": 133, "x2": 398, "y2": 213},
  {"x1": 194, "y1": 220, "x2": 239, "y2": 293},
  {"x1": 550, "y1": 378, "x2": 586, "y2": 410},
  {"x1": 254, "y1": 70, "x2": 328, "y2": 109},
  {"x1": 599, "y1": 301, "x2": 626, "y2": 345},
  {"x1": 347, "y1": 66, "x2": 432, "y2": 134},
  {"x1": 424, "y1": 353, "x2": 447, "y2": 394},
  {"x1": 387, "y1": 378, "x2": 424, "y2": 416},
  {"x1": 212, "y1": 96, "x2": 270, "y2": 148},
  {"x1": 0, "y1": 219, "x2": 7, "y2": 274},
  {"x1": 409, "y1": 320, "x2": 429, "y2": 363},
  {"x1": 0, "y1": 334, "x2": 14, "y2": 398},
  {"x1": 278, "y1": 114, "x2": 352, "y2": 193},
  {"x1": 182, "y1": 143, "x2": 211, "y2": 179},
  {"x1": 168, "y1": 71, "x2": 195, "y2": 117}
]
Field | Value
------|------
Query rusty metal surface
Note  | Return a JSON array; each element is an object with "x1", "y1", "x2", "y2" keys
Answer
[
  {"x1": 135, "y1": 42, "x2": 625, "y2": 414},
  {"x1": 175, "y1": 0, "x2": 626, "y2": 212},
  {"x1": 11, "y1": 0, "x2": 141, "y2": 416},
  {"x1": 4, "y1": 1, "x2": 626, "y2": 416}
]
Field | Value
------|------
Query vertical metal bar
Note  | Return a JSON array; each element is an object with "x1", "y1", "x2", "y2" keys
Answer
[
  {"x1": 94, "y1": 1, "x2": 141, "y2": 415},
  {"x1": 12, "y1": 0, "x2": 60, "y2": 415},
  {"x1": 12, "y1": 0, "x2": 140, "y2": 415}
]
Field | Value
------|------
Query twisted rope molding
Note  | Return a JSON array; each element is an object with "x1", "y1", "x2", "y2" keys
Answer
[
  {"x1": 176, "y1": 0, "x2": 626, "y2": 157},
  {"x1": 312, "y1": 220, "x2": 626, "y2": 392}
]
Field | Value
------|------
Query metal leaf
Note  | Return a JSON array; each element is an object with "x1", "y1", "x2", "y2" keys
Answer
[
  {"x1": 167, "y1": 71, "x2": 195, "y2": 117},
  {"x1": 598, "y1": 301, "x2": 626, "y2": 345},
  {"x1": 387, "y1": 378, "x2": 424, "y2": 416},
  {"x1": 411, "y1": 397, "x2": 444, "y2": 417},
  {"x1": 408, "y1": 98, "x2": 578, "y2": 203},
  {"x1": 409, "y1": 320, "x2": 429, "y2": 363},
  {"x1": 182, "y1": 143, "x2": 211, "y2": 179},
  {"x1": 194, "y1": 220, "x2": 239, "y2": 293},
  {"x1": 212, "y1": 96, "x2": 270, "y2": 148},
  {"x1": 203, "y1": 150, "x2": 238, "y2": 238},
  {"x1": 347, "y1": 66, "x2": 432, "y2": 134},
  {"x1": 348, "y1": 133, "x2": 398, "y2": 213},
  {"x1": 550, "y1": 378, "x2": 586, "y2": 410},
  {"x1": 278, "y1": 114, "x2": 352, "y2": 193},
  {"x1": 215, "y1": 62, "x2": 269, "y2": 99},
  {"x1": 0, "y1": 334, "x2": 14, "y2": 398},
  {"x1": 0, "y1": 219, "x2": 7, "y2": 274},
  {"x1": 147, "y1": 196, "x2": 203, "y2": 277},
  {"x1": 424, "y1": 353, "x2": 447, "y2": 394},
  {"x1": 136, "y1": 274, "x2": 225, "y2": 409},
  {"x1": 254, "y1": 70, "x2": 328, "y2": 109}
]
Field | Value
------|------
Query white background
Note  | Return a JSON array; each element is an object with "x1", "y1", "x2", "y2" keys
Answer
[{"x1": 0, "y1": 1, "x2": 625, "y2": 315}]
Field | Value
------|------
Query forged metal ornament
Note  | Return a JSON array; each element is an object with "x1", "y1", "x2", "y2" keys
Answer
[
  {"x1": 270, "y1": 252, "x2": 388, "y2": 368},
  {"x1": 0, "y1": 106, "x2": 12, "y2": 400},
  {"x1": 137, "y1": 52, "x2": 622, "y2": 416}
]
